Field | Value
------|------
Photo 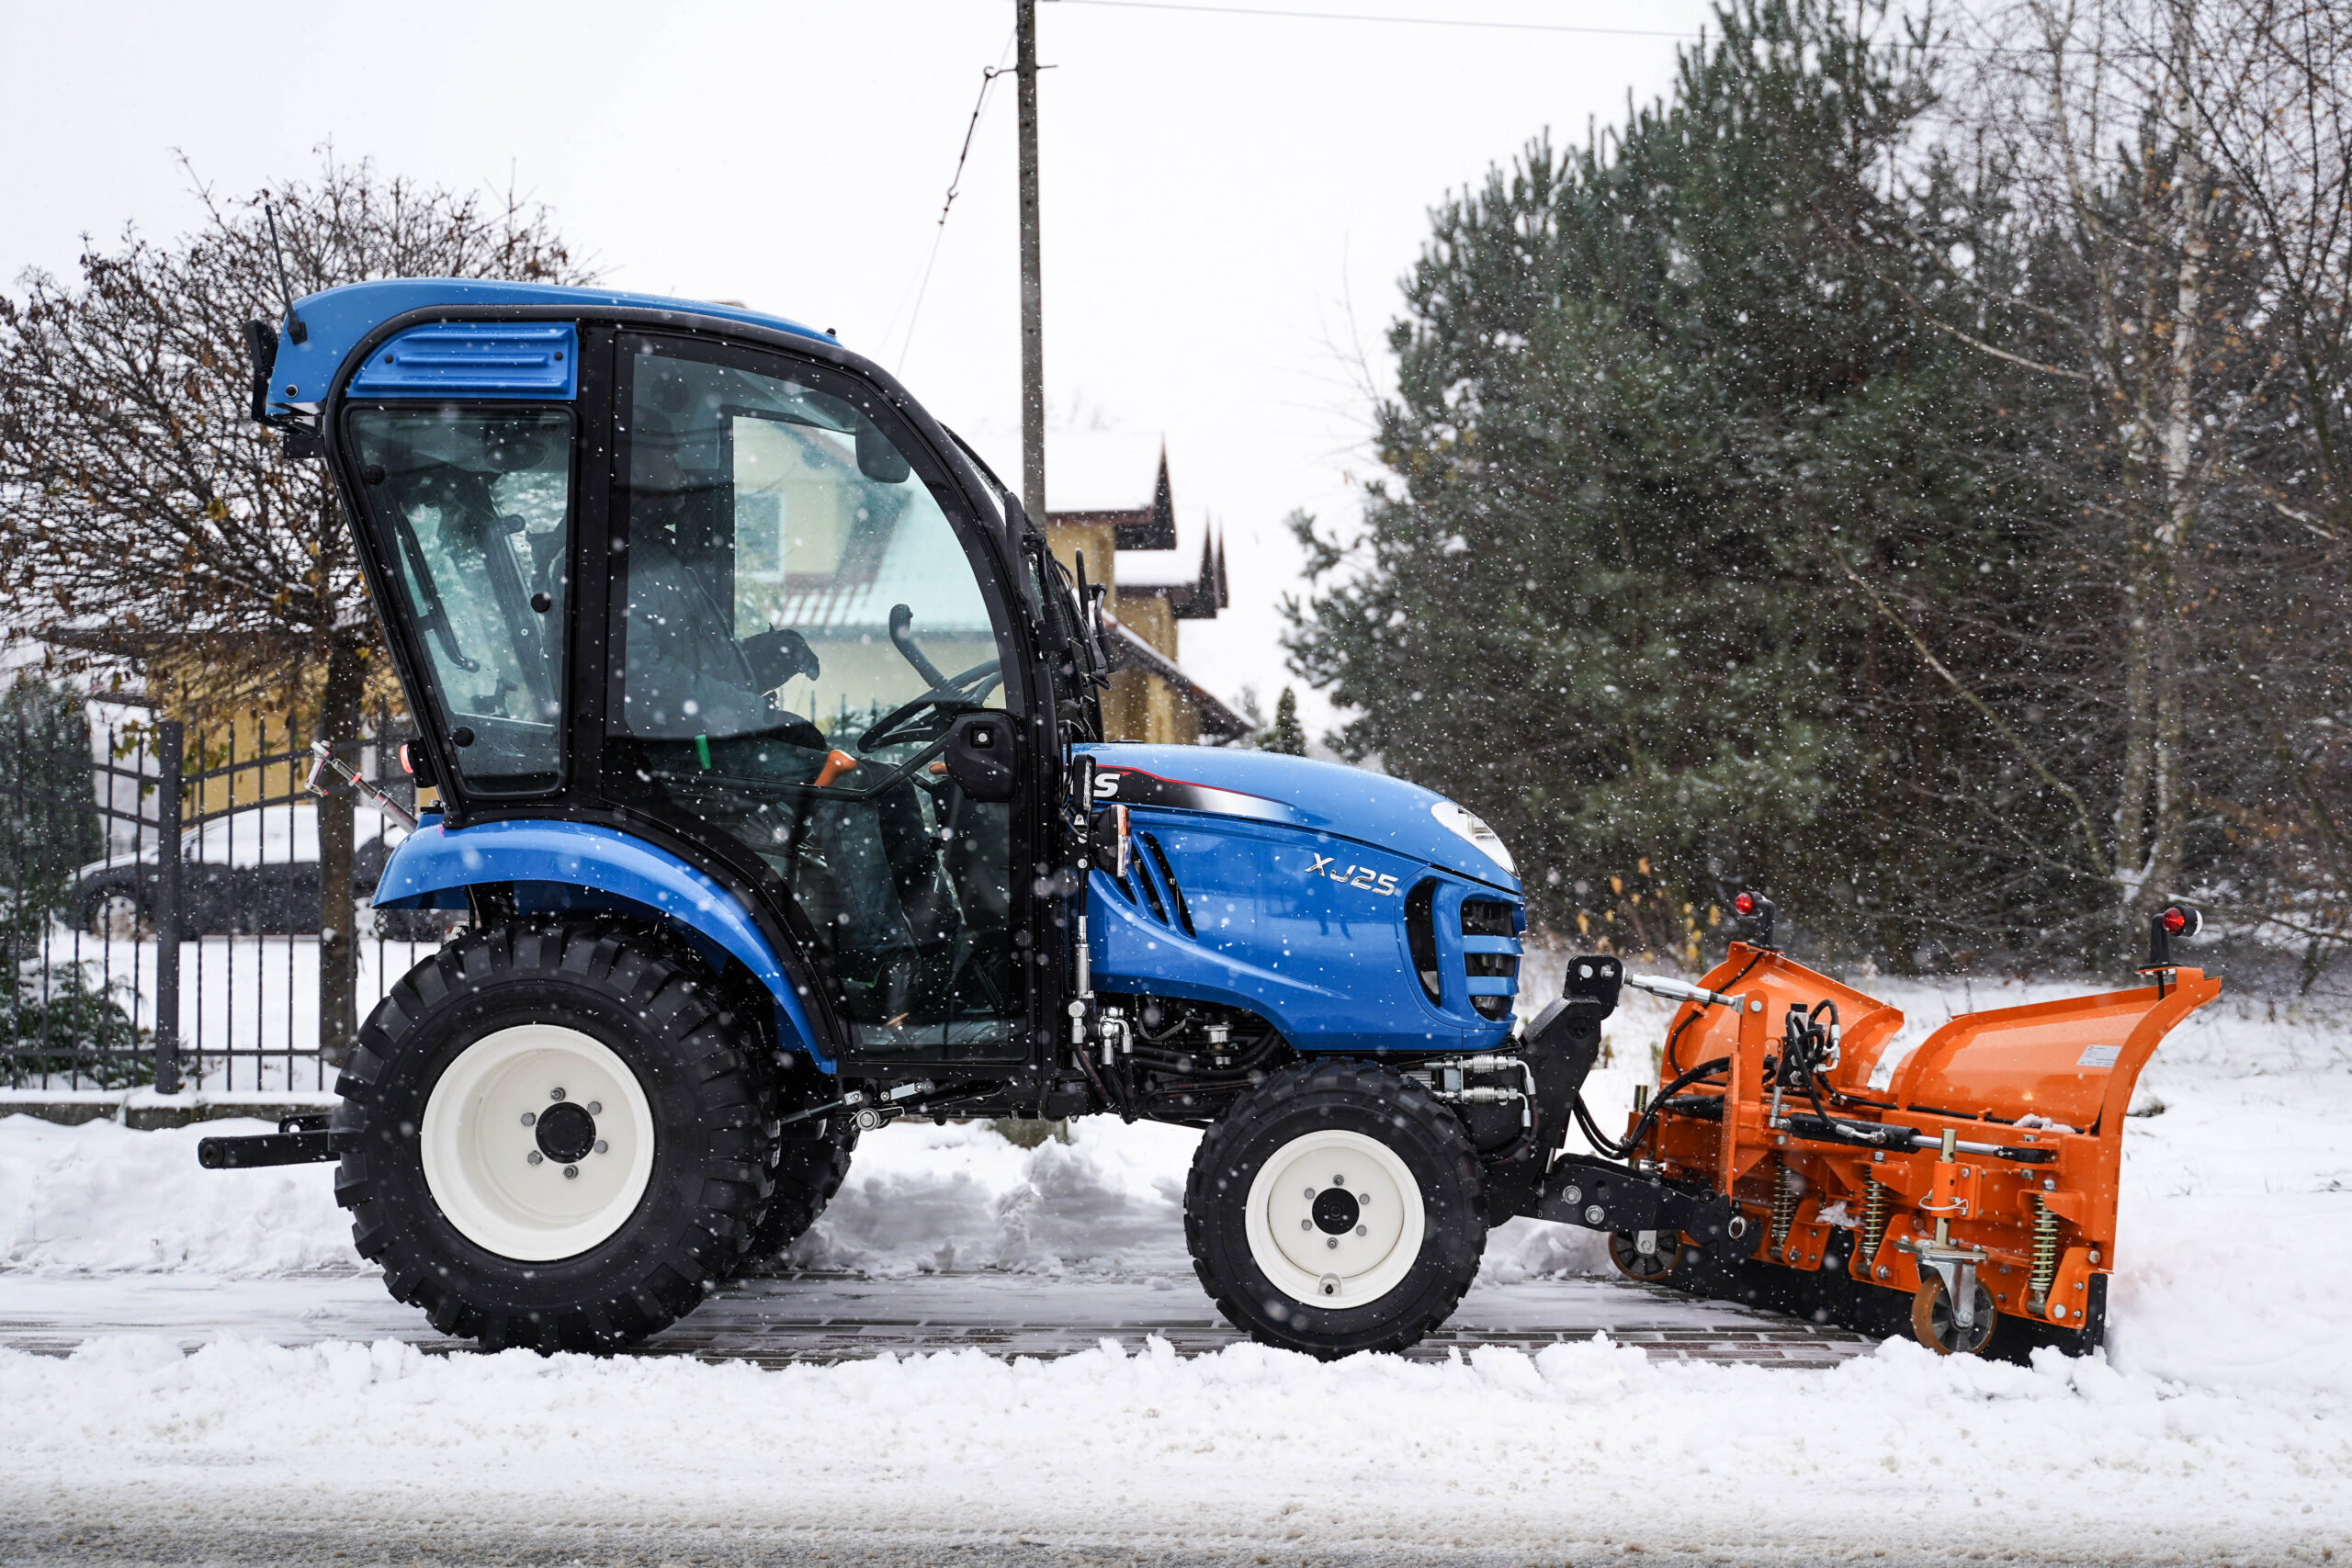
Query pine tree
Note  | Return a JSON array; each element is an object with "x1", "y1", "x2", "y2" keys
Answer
[
  {"x1": 1267, "y1": 687, "x2": 1306, "y2": 756},
  {"x1": 1285, "y1": 0, "x2": 2081, "y2": 964}
]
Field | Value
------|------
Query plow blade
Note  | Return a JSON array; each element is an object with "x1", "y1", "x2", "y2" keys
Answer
[{"x1": 1589, "y1": 942, "x2": 2215, "y2": 1358}]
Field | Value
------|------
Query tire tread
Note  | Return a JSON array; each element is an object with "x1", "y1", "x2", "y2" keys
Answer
[{"x1": 331, "y1": 919, "x2": 781, "y2": 1353}]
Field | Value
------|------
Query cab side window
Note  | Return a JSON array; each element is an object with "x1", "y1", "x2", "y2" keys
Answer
[{"x1": 345, "y1": 408, "x2": 572, "y2": 794}]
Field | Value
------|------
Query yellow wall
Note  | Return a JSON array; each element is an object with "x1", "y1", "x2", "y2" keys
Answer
[
  {"x1": 1044, "y1": 522, "x2": 1199, "y2": 745},
  {"x1": 1044, "y1": 523, "x2": 1121, "y2": 610}
]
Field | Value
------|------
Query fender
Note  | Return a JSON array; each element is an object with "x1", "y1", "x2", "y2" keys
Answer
[{"x1": 373, "y1": 818, "x2": 831, "y2": 1070}]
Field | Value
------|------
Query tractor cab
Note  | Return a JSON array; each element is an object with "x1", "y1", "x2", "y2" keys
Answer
[{"x1": 259, "y1": 284, "x2": 1098, "y2": 1078}]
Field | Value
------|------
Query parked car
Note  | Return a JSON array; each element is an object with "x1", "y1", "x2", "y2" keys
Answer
[{"x1": 71, "y1": 802, "x2": 410, "y2": 938}]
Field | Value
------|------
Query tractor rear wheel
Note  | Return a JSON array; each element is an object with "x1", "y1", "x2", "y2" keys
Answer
[
  {"x1": 1185, "y1": 1059, "x2": 1486, "y2": 1359},
  {"x1": 744, "y1": 1073, "x2": 857, "y2": 1260},
  {"x1": 331, "y1": 921, "x2": 779, "y2": 1352}
]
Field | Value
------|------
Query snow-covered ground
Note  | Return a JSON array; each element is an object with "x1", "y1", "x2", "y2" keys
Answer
[{"x1": 2, "y1": 968, "x2": 2348, "y2": 1562}]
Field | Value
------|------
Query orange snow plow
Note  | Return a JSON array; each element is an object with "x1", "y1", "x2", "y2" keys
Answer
[{"x1": 1541, "y1": 897, "x2": 2216, "y2": 1358}]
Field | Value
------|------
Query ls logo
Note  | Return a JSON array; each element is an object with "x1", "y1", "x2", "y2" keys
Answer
[{"x1": 1306, "y1": 853, "x2": 1400, "y2": 897}]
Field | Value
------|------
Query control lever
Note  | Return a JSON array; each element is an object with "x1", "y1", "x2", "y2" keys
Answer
[{"x1": 306, "y1": 741, "x2": 420, "y2": 830}]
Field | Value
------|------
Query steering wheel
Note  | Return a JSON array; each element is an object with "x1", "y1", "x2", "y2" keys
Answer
[{"x1": 857, "y1": 659, "x2": 1004, "y2": 754}]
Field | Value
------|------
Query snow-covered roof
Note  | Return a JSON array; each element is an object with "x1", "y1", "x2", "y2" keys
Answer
[
  {"x1": 1114, "y1": 509, "x2": 1213, "y2": 589},
  {"x1": 1046, "y1": 433, "x2": 1165, "y2": 515}
]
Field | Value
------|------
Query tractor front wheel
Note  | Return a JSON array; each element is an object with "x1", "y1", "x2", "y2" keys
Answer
[
  {"x1": 1185, "y1": 1059, "x2": 1485, "y2": 1359},
  {"x1": 331, "y1": 922, "x2": 779, "y2": 1352}
]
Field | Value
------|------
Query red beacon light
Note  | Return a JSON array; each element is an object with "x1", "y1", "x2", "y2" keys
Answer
[
  {"x1": 1730, "y1": 889, "x2": 1778, "y2": 948},
  {"x1": 2144, "y1": 901, "x2": 2204, "y2": 973},
  {"x1": 396, "y1": 739, "x2": 437, "y2": 794}
]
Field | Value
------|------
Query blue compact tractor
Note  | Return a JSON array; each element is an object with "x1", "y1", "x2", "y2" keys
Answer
[{"x1": 198, "y1": 281, "x2": 1671, "y2": 1358}]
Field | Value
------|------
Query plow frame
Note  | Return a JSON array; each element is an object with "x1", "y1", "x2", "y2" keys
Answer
[{"x1": 1618, "y1": 943, "x2": 2218, "y2": 1355}]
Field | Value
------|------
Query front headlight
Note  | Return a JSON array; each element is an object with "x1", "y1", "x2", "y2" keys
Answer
[{"x1": 1430, "y1": 801, "x2": 1514, "y2": 875}]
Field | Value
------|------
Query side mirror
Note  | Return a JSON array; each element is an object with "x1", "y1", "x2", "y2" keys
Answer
[
  {"x1": 942, "y1": 711, "x2": 1016, "y2": 802},
  {"x1": 855, "y1": 422, "x2": 912, "y2": 484},
  {"x1": 242, "y1": 321, "x2": 277, "y2": 424}
]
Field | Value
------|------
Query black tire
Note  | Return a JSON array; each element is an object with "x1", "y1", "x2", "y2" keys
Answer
[
  {"x1": 741, "y1": 1050, "x2": 858, "y2": 1259},
  {"x1": 746, "y1": 1118, "x2": 856, "y2": 1258},
  {"x1": 1184, "y1": 1058, "x2": 1486, "y2": 1359},
  {"x1": 371, "y1": 903, "x2": 466, "y2": 944},
  {"x1": 81, "y1": 884, "x2": 151, "y2": 939},
  {"x1": 330, "y1": 921, "x2": 779, "y2": 1353}
]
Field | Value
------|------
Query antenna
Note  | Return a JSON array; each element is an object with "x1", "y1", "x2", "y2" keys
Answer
[{"x1": 262, "y1": 198, "x2": 307, "y2": 344}]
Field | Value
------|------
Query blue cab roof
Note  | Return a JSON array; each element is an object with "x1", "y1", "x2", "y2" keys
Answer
[{"x1": 266, "y1": 279, "x2": 830, "y2": 416}]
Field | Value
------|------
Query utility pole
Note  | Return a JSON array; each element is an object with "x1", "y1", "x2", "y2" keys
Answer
[{"x1": 1017, "y1": 0, "x2": 1047, "y2": 524}]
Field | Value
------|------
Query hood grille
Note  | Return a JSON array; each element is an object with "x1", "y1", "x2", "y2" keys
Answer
[{"x1": 1460, "y1": 898, "x2": 1521, "y2": 1021}]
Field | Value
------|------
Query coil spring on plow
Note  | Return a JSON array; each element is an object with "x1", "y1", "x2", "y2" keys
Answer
[
  {"x1": 1860, "y1": 1176, "x2": 1889, "y2": 1271},
  {"x1": 1768, "y1": 1158, "x2": 1800, "y2": 1260},
  {"x1": 2026, "y1": 1193, "x2": 2060, "y2": 1314}
]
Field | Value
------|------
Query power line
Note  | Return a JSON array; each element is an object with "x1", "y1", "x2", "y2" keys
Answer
[
  {"x1": 1054, "y1": 0, "x2": 1702, "y2": 40},
  {"x1": 884, "y1": 28, "x2": 1019, "y2": 371}
]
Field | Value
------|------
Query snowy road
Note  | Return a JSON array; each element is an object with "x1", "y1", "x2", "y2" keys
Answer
[{"x1": 0, "y1": 1267, "x2": 1874, "y2": 1368}]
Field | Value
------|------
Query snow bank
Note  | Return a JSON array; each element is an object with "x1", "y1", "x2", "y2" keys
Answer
[
  {"x1": 785, "y1": 1117, "x2": 1199, "y2": 1276},
  {"x1": 4, "y1": 1331, "x2": 2345, "y2": 1559},
  {"x1": 786, "y1": 1117, "x2": 1608, "y2": 1283},
  {"x1": 0, "y1": 1106, "x2": 1610, "y2": 1289},
  {"x1": 0, "y1": 1116, "x2": 356, "y2": 1276}
]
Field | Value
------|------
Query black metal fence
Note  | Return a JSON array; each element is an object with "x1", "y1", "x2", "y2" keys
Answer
[{"x1": 1, "y1": 694, "x2": 446, "y2": 1096}]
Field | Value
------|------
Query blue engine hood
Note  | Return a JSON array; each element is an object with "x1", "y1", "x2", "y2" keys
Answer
[{"x1": 1080, "y1": 744, "x2": 1520, "y2": 894}]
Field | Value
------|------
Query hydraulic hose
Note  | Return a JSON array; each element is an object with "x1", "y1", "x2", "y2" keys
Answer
[{"x1": 1573, "y1": 1055, "x2": 1732, "y2": 1161}]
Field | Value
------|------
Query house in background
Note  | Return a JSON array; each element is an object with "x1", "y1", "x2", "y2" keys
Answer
[{"x1": 1043, "y1": 434, "x2": 1248, "y2": 746}]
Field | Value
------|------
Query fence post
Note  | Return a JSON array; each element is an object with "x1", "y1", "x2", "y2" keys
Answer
[{"x1": 153, "y1": 721, "x2": 183, "y2": 1096}]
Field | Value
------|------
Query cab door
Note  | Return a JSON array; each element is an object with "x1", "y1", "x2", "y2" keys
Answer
[{"x1": 594, "y1": 332, "x2": 1033, "y2": 1064}]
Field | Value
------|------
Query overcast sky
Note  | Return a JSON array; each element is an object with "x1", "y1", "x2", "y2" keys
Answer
[{"x1": 0, "y1": 0, "x2": 1711, "y2": 739}]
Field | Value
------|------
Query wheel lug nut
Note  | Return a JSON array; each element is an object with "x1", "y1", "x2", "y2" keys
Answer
[
  {"x1": 1358, "y1": 1193, "x2": 1371, "y2": 1205},
  {"x1": 1326, "y1": 1236, "x2": 1339, "y2": 1249},
  {"x1": 526, "y1": 1151, "x2": 543, "y2": 1166},
  {"x1": 1303, "y1": 1187, "x2": 1315, "y2": 1200},
  {"x1": 587, "y1": 1101, "x2": 602, "y2": 1116},
  {"x1": 1300, "y1": 1219, "x2": 1311, "y2": 1231},
  {"x1": 1355, "y1": 1224, "x2": 1367, "y2": 1236},
  {"x1": 520, "y1": 1111, "x2": 536, "y2": 1126},
  {"x1": 594, "y1": 1139, "x2": 608, "y2": 1155},
  {"x1": 549, "y1": 1088, "x2": 566, "y2": 1101},
  {"x1": 563, "y1": 1165, "x2": 579, "y2": 1179},
  {"x1": 1332, "y1": 1175, "x2": 1345, "y2": 1186}
]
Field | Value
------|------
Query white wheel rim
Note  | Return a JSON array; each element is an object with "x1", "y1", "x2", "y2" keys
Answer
[
  {"x1": 421, "y1": 1024, "x2": 657, "y2": 1262},
  {"x1": 1244, "y1": 1128, "x2": 1426, "y2": 1308}
]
